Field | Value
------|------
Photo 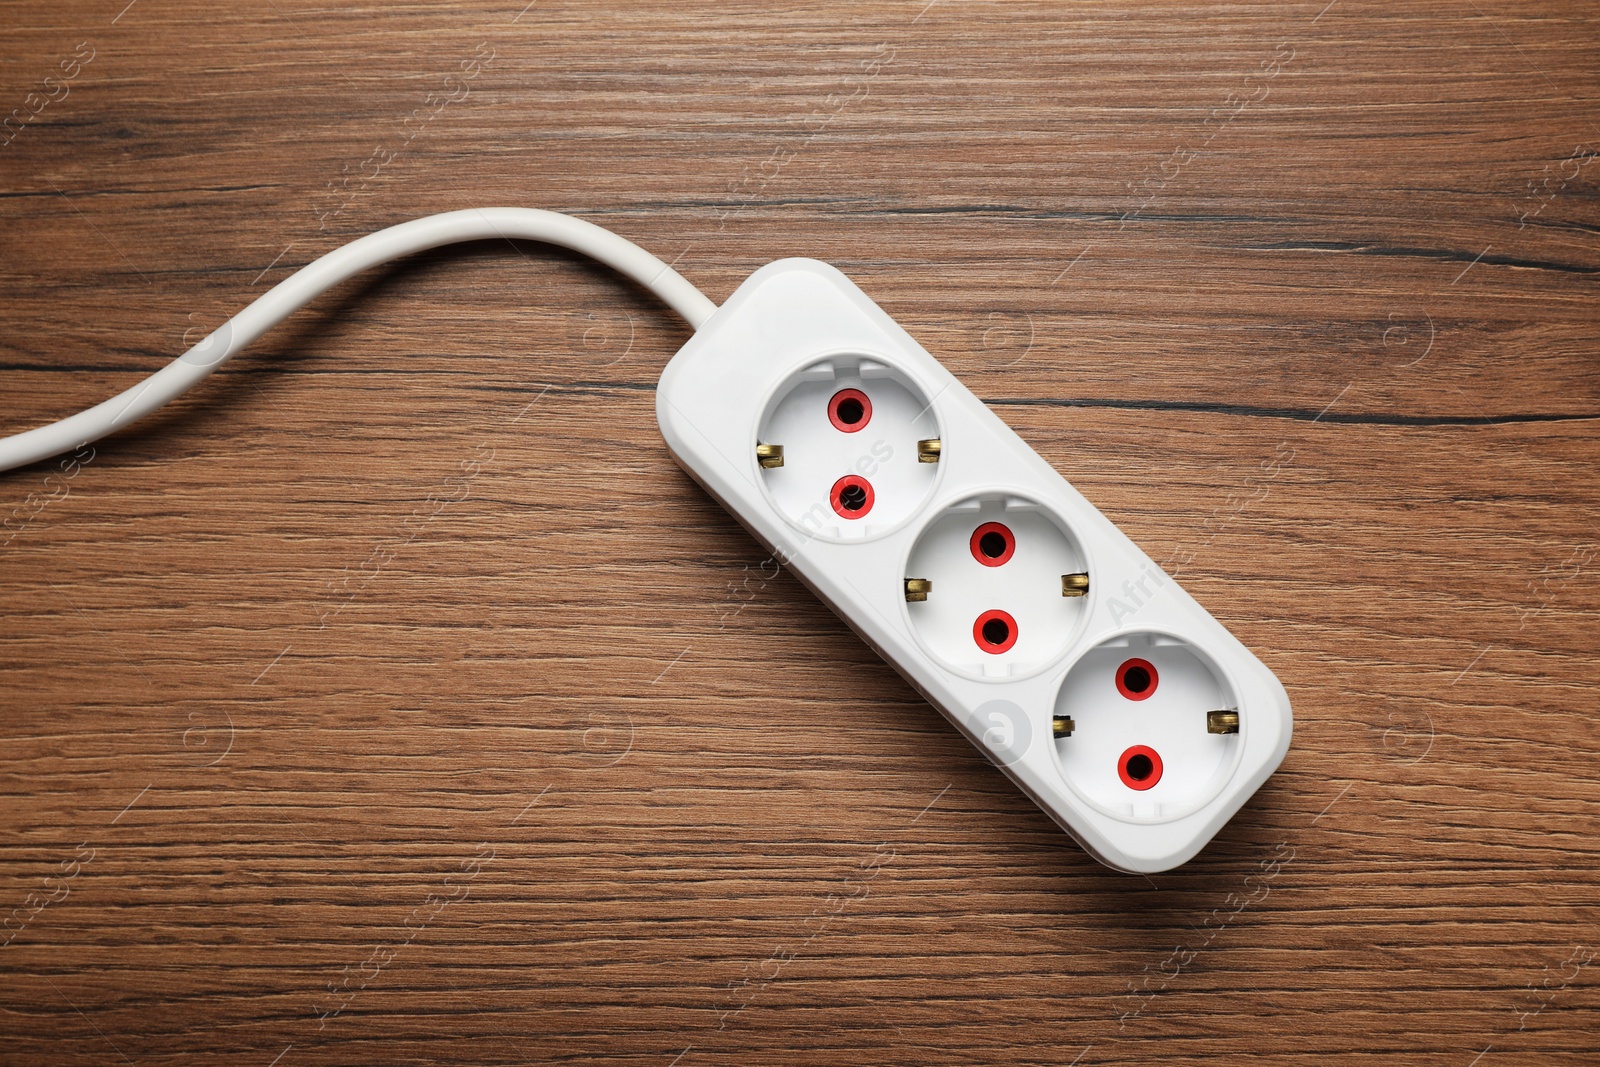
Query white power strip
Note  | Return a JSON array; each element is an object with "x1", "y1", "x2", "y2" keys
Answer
[
  {"x1": 659, "y1": 259, "x2": 1292, "y2": 873},
  {"x1": 1, "y1": 210, "x2": 1291, "y2": 873}
]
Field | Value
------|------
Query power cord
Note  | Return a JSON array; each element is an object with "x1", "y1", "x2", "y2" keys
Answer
[{"x1": 0, "y1": 207, "x2": 716, "y2": 473}]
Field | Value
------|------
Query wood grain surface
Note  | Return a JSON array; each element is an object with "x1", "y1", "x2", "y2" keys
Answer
[{"x1": 2, "y1": 1, "x2": 1598, "y2": 1064}]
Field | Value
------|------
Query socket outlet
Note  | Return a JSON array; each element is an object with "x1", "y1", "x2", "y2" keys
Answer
[
  {"x1": 656, "y1": 259, "x2": 1292, "y2": 873},
  {"x1": 755, "y1": 357, "x2": 941, "y2": 541},
  {"x1": 903, "y1": 492, "x2": 1089, "y2": 680},
  {"x1": 1052, "y1": 632, "x2": 1243, "y2": 821}
]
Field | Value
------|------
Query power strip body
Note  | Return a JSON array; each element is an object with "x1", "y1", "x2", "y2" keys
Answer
[{"x1": 657, "y1": 259, "x2": 1292, "y2": 872}]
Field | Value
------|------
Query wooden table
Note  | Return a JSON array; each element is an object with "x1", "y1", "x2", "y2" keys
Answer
[{"x1": 2, "y1": 2, "x2": 1597, "y2": 1063}]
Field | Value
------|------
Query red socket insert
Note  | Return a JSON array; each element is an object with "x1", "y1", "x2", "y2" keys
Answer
[
  {"x1": 973, "y1": 609, "x2": 1018, "y2": 654},
  {"x1": 1118, "y1": 745, "x2": 1163, "y2": 790},
  {"x1": 827, "y1": 388, "x2": 872, "y2": 433},
  {"x1": 969, "y1": 522, "x2": 1016, "y2": 567},
  {"x1": 829, "y1": 475, "x2": 875, "y2": 519},
  {"x1": 1116, "y1": 658, "x2": 1158, "y2": 701}
]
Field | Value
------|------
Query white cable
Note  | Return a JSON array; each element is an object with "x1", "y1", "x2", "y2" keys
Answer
[{"x1": 0, "y1": 207, "x2": 717, "y2": 474}]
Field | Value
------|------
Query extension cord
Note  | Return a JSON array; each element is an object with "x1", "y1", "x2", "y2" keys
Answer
[
  {"x1": 660, "y1": 260, "x2": 1292, "y2": 873},
  {"x1": 0, "y1": 209, "x2": 1291, "y2": 873}
]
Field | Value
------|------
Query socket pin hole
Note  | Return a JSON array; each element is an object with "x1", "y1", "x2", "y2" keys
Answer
[
  {"x1": 1118, "y1": 745, "x2": 1163, "y2": 790},
  {"x1": 973, "y1": 609, "x2": 1018, "y2": 654},
  {"x1": 828, "y1": 388, "x2": 872, "y2": 433},
  {"x1": 1116, "y1": 658, "x2": 1158, "y2": 701},
  {"x1": 969, "y1": 522, "x2": 1016, "y2": 567},
  {"x1": 829, "y1": 475, "x2": 875, "y2": 519}
]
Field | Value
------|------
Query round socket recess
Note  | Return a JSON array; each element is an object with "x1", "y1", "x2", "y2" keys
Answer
[
  {"x1": 903, "y1": 493, "x2": 1089, "y2": 679},
  {"x1": 1053, "y1": 632, "x2": 1242, "y2": 822},
  {"x1": 755, "y1": 356, "x2": 940, "y2": 542}
]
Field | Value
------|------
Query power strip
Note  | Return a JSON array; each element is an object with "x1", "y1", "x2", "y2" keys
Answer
[
  {"x1": 659, "y1": 260, "x2": 1292, "y2": 873},
  {"x1": 1, "y1": 210, "x2": 1291, "y2": 874}
]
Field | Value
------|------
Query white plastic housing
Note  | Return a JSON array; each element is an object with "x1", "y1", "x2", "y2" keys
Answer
[{"x1": 656, "y1": 259, "x2": 1292, "y2": 873}]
